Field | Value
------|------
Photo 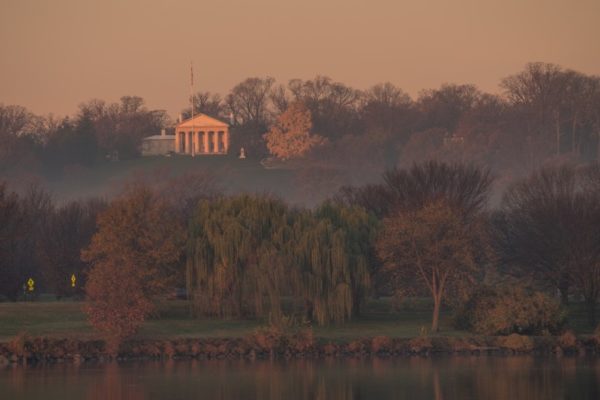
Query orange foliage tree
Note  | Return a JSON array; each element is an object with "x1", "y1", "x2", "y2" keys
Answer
[
  {"x1": 263, "y1": 102, "x2": 325, "y2": 160},
  {"x1": 82, "y1": 186, "x2": 184, "y2": 352},
  {"x1": 376, "y1": 201, "x2": 480, "y2": 332}
]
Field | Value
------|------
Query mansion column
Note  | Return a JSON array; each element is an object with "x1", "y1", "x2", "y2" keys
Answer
[
  {"x1": 185, "y1": 132, "x2": 192, "y2": 154},
  {"x1": 211, "y1": 132, "x2": 218, "y2": 154},
  {"x1": 203, "y1": 131, "x2": 209, "y2": 154},
  {"x1": 195, "y1": 131, "x2": 201, "y2": 154},
  {"x1": 223, "y1": 130, "x2": 229, "y2": 154}
]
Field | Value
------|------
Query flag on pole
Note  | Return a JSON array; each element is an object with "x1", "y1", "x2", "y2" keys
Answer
[
  {"x1": 190, "y1": 61, "x2": 195, "y2": 156},
  {"x1": 190, "y1": 61, "x2": 194, "y2": 87}
]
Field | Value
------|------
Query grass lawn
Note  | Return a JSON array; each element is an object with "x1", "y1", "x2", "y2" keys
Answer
[
  {"x1": 0, "y1": 298, "x2": 460, "y2": 342},
  {"x1": 1, "y1": 297, "x2": 595, "y2": 343}
]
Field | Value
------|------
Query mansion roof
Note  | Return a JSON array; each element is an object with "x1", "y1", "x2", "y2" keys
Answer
[{"x1": 176, "y1": 113, "x2": 229, "y2": 129}]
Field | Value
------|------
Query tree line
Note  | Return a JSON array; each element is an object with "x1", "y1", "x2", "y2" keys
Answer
[
  {"x1": 2, "y1": 63, "x2": 599, "y2": 186},
  {"x1": 3, "y1": 160, "x2": 599, "y2": 347}
]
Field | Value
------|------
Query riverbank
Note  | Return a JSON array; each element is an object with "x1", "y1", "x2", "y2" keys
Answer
[
  {"x1": 2, "y1": 330, "x2": 599, "y2": 366},
  {"x1": 2, "y1": 299, "x2": 598, "y2": 365}
]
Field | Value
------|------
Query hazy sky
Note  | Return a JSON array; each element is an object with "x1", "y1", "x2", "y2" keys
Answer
[{"x1": 1, "y1": 0, "x2": 599, "y2": 118}]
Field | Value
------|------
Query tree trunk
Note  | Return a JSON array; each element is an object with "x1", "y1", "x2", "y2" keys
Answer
[
  {"x1": 555, "y1": 110, "x2": 561, "y2": 156},
  {"x1": 559, "y1": 289, "x2": 569, "y2": 305},
  {"x1": 597, "y1": 129, "x2": 600, "y2": 161},
  {"x1": 352, "y1": 293, "x2": 361, "y2": 317},
  {"x1": 432, "y1": 295, "x2": 441, "y2": 333},
  {"x1": 305, "y1": 299, "x2": 314, "y2": 322},
  {"x1": 571, "y1": 112, "x2": 578, "y2": 153},
  {"x1": 559, "y1": 279, "x2": 569, "y2": 305},
  {"x1": 586, "y1": 298, "x2": 597, "y2": 328}
]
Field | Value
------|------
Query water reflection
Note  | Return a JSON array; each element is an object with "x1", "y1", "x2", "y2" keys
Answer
[{"x1": 1, "y1": 357, "x2": 599, "y2": 400}]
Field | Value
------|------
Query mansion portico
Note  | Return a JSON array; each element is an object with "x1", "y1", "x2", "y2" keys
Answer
[{"x1": 175, "y1": 114, "x2": 229, "y2": 155}]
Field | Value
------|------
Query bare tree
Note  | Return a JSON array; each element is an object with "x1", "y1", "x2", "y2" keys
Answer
[
  {"x1": 287, "y1": 76, "x2": 362, "y2": 138},
  {"x1": 225, "y1": 77, "x2": 275, "y2": 155},
  {"x1": 499, "y1": 63, "x2": 600, "y2": 159},
  {"x1": 0, "y1": 183, "x2": 23, "y2": 299},
  {"x1": 497, "y1": 164, "x2": 600, "y2": 324},
  {"x1": 226, "y1": 77, "x2": 275, "y2": 127},
  {"x1": 38, "y1": 198, "x2": 106, "y2": 298},
  {"x1": 416, "y1": 84, "x2": 481, "y2": 133},
  {"x1": 360, "y1": 82, "x2": 414, "y2": 141},
  {"x1": 383, "y1": 161, "x2": 493, "y2": 218},
  {"x1": 182, "y1": 91, "x2": 227, "y2": 120},
  {"x1": 0, "y1": 104, "x2": 35, "y2": 139}
]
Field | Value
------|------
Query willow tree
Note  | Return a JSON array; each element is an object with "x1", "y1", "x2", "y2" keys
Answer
[
  {"x1": 186, "y1": 195, "x2": 292, "y2": 320},
  {"x1": 291, "y1": 202, "x2": 377, "y2": 325}
]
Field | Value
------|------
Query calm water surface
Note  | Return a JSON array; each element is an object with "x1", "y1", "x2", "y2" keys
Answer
[{"x1": 1, "y1": 356, "x2": 599, "y2": 399}]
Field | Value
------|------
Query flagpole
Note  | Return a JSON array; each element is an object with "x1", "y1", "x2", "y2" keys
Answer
[{"x1": 190, "y1": 61, "x2": 195, "y2": 157}]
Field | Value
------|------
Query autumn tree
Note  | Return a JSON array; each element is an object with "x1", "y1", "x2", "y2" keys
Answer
[
  {"x1": 85, "y1": 260, "x2": 154, "y2": 354},
  {"x1": 336, "y1": 162, "x2": 493, "y2": 299},
  {"x1": 377, "y1": 201, "x2": 480, "y2": 332},
  {"x1": 118, "y1": 170, "x2": 221, "y2": 289},
  {"x1": 263, "y1": 102, "x2": 325, "y2": 160},
  {"x1": 82, "y1": 186, "x2": 184, "y2": 352}
]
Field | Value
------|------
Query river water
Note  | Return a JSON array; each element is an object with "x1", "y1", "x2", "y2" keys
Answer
[{"x1": 1, "y1": 356, "x2": 599, "y2": 399}]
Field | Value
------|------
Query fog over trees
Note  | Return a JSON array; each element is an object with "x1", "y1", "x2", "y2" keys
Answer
[{"x1": 1, "y1": 62, "x2": 599, "y2": 206}]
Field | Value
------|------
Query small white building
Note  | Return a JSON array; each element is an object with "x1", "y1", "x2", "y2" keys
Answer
[{"x1": 141, "y1": 129, "x2": 175, "y2": 156}]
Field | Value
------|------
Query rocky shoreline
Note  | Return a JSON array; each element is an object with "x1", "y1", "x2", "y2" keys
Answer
[{"x1": 2, "y1": 330, "x2": 600, "y2": 366}]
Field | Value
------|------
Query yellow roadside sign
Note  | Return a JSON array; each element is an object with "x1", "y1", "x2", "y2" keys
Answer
[
  {"x1": 27, "y1": 278, "x2": 34, "y2": 292},
  {"x1": 71, "y1": 274, "x2": 76, "y2": 288}
]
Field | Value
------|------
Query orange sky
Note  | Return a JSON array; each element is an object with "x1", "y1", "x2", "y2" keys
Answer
[{"x1": 1, "y1": 0, "x2": 599, "y2": 118}]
